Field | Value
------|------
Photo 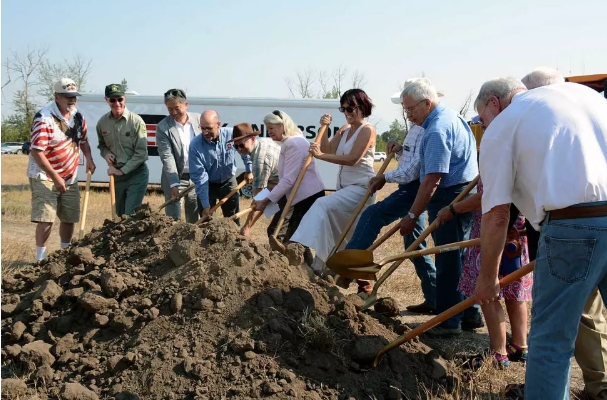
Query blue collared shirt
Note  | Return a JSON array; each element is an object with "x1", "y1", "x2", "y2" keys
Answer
[
  {"x1": 189, "y1": 127, "x2": 252, "y2": 208},
  {"x1": 419, "y1": 103, "x2": 478, "y2": 187}
]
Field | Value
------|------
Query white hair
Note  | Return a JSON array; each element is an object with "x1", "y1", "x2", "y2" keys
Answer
[
  {"x1": 263, "y1": 110, "x2": 303, "y2": 141},
  {"x1": 401, "y1": 78, "x2": 439, "y2": 104},
  {"x1": 474, "y1": 77, "x2": 527, "y2": 112},
  {"x1": 521, "y1": 66, "x2": 565, "y2": 89}
]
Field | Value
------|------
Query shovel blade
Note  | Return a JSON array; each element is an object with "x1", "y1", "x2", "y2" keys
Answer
[{"x1": 326, "y1": 249, "x2": 377, "y2": 280}]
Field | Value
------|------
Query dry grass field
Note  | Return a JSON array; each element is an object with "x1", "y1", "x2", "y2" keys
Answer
[{"x1": 1, "y1": 154, "x2": 587, "y2": 398}]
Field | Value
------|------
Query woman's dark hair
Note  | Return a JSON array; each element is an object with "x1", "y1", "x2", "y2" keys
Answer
[{"x1": 340, "y1": 88, "x2": 374, "y2": 118}]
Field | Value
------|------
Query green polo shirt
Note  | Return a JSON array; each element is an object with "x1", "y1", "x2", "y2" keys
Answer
[{"x1": 96, "y1": 108, "x2": 148, "y2": 175}]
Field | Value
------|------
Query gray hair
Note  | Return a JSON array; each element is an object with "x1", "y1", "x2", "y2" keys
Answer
[
  {"x1": 164, "y1": 93, "x2": 187, "y2": 104},
  {"x1": 263, "y1": 110, "x2": 303, "y2": 141},
  {"x1": 474, "y1": 77, "x2": 527, "y2": 112},
  {"x1": 401, "y1": 78, "x2": 439, "y2": 104},
  {"x1": 521, "y1": 67, "x2": 565, "y2": 89}
]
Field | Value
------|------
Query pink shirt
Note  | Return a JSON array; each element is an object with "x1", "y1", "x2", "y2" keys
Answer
[{"x1": 267, "y1": 136, "x2": 325, "y2": 205}]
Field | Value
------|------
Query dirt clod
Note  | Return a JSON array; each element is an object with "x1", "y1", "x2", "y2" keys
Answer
[{"x1": 374, "y1": 297, "x2": 400, "y2": 317}]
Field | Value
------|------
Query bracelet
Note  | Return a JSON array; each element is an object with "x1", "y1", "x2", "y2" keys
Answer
[{"x1": 449, "y1": 204, "x2": 458, "y2": 216}]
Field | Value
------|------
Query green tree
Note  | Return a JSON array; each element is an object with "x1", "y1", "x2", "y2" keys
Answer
[
  {"x1": 37, "y1": 54, "x2": 92, "y2": 102},
  {"x1": 1, "y1": 114, "x2": 29, "y2": 142},
  {"x1": 121, "y1": 78, "x2": 128, "y2": 91},
  {"x1": 380, "y1": 118, "x2": 407, "y2": 145}
]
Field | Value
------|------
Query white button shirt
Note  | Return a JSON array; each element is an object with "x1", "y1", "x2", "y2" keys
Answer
[
  {"x1": 170, "y1": 116, "x2": 196, "y2": 188},
  {"x1": 479, "y1": 82, "x2": 607, "y2": 230}
]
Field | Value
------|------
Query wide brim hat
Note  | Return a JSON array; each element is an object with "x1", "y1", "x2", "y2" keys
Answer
[
  {"x1": 228, "y1": 122, "x2": 261, "y2": 143},
  {"x1": 391, "y1": 78, "x2": 444, "y2": 104}
]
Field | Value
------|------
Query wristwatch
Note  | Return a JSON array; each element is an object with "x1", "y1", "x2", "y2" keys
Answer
[
  {"x1": 449, "y1": 204, "x2": 458, "y2": 216},
  {"x1": 407, "y1": 211, "x2": 418, "y2": 220}
]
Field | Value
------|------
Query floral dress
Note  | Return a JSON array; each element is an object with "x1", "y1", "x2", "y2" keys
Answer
[{"x1": 457, "y1": 179, "x2": 533, "y2": 301}]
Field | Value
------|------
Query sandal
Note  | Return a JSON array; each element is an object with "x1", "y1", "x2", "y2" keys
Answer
[
  {"x1": 506, "y1": 341, "x2": 528, "y2": 363},
  {"x1": 463, "y1": 350, "x2": 510, "y2": 370}
]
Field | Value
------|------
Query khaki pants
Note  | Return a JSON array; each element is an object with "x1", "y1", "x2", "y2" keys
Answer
[{"x1": 576, "y1": 289, "x2": 607, "y2": 399}]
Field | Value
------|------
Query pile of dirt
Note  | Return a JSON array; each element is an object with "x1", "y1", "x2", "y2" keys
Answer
[{"x1": 1, "y1": 205, "x2": 460, "y2": 400}]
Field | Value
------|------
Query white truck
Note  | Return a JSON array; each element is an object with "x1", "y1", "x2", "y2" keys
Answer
[{"x1": 76, "y1": 94, "x2": 347, "y2": 196}]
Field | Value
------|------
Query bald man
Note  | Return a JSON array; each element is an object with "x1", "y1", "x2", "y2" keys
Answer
[{"x1": 188, "y1": 110, "x2": 253, "y2": 223}]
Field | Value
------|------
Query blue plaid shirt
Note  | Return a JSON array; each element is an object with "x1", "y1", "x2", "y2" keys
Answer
[
  {"x1": 189, "y1": 127, "x2": 252, "y2": 208},
  {"x1": 419, "y1": 103, "x2": 478, "y2": 187}
]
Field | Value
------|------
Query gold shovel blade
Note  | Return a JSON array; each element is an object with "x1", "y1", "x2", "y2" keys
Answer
[{"x1": 325, "y1": 249, "x2": 378, "y2": 280}]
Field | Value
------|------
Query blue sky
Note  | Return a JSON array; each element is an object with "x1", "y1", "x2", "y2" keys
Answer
[{"x1": 2, "y1": 0, "x2": 606, "y2": 132}]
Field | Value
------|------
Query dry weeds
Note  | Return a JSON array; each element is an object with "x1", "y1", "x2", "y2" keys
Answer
[{"x1": 1, "y1": 154, "x2": 587, "y2": 398}]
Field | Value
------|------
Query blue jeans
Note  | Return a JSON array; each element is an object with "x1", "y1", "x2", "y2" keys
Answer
[
  {"x1": 346, "y1": 181, "x2": 436, "y2": 306},
  {"x1": 525, "y1": 201, "x2": 607, "y2": 400},
  {"x1": 426, "y1": 182, "x2": 479, "y2": 329}
]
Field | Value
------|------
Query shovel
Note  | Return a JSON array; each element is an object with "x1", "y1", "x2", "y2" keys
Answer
[
  {"x1": 327, "y1": 238, "x2": 482, "y2": 280},
  {"x1": 109, "y1": 174, "x2": 117, "y2": 220},
  {"x1": 322, "y1": 152, "x2": 395, "y2": 269},
  {"x1": 372, "y1": 260, "x2": 535, "y2": 367},
  {"x1": 269, "y1": 124, "x2": 329, "y2": 252},
  {"x1": 360, "y1": 175, "x2": 480, "y2": 310},
  {"x1": 78, "y1": 171, "x2": 92, "y2": 240},
  {"x1": 195, "y1": 179, "x2": 247, "y2": 225},
  {"x1": 158, "y1": 184, "x2": 195, "y2": 211}
]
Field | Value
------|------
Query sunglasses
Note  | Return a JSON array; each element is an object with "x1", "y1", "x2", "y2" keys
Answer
[
  {"x1": 235, "y1": 142, "x2": 247, "y2": 149},
  {"x1": 109, "y1": 97, "x2": 125, "y2": 104},
  {"x1": 272, "y1": 110, "x2": 283, "y2": 119},
  {"x1": 164, "y1": 89, "x2": 186, "y2": 99},
  {"x1": 339, "y1": 105, "x2": 356, "y2": 114}
]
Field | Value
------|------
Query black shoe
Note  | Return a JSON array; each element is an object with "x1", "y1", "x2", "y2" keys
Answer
[
  {"x1": 462, "y1": 313, "x2": 485, "y2": 331},
  {"x1": 303, "y1": 247, "x2": 314, "y2": 267},
  {"x1": 405, "y1": 302, "x2": 436, "y2": 315}
]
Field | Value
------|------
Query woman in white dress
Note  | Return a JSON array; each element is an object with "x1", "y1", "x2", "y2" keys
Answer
[{"x1": 290, "y1": 88, "x2": 377, "y2": 271}]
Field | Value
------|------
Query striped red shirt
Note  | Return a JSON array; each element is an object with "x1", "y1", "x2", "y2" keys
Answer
[{"x1": 26, "y1": 103, "x2": 88, "y2": 185}]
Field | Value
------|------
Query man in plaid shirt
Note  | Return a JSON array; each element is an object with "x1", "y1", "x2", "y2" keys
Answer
[{"x1": 229, "y1": 123, "x2": 283, "y2": 238}]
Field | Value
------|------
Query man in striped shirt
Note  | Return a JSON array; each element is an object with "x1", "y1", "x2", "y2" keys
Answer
[
  {"x1": 229, "y1": 123, "x2": 282, "y2": 238},
  {"x1": 26, "y1": 78, "x2": 96, "y2": 261}
]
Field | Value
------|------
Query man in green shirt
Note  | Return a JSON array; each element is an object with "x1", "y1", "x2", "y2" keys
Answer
[{"x1": 97, "y1": 84, "x2": 149, "y2": 216}]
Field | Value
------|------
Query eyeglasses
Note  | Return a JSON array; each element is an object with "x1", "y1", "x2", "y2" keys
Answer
[
  {"x1": 164, "y1": 89, "x2": 186, "y2": 99},
  {"x1": 109, "y1": 97, "x2": 125, "y2": 104},
  {"x1": 272, "y1": 110, "x2": 283, "y2": 119},
  {"x1": 199, "y1": 125, "x2": 215, "y2": 132},
  {"x1": 339, "y1": 105, "x2": 356, "y2": 114},
  {"x1": 402, "y1": 99, "x2": 426, "y2": 114}
]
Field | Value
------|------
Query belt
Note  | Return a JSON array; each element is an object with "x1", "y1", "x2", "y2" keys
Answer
[
  {"x1": 181, "y1": 173, "x2": 190, "y2": 180},
  {"x1": 548, "y1": 204, "x2": 607, "y2": 221}
]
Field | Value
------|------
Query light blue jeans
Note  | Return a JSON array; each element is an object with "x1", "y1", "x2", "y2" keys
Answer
[{"x1": 525, "y1": 201, "x2": 607, "y2": 400}]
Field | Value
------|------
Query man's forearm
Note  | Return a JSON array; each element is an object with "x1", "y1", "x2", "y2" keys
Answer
[
  {"x1": 479, "y1": 205, "x2": 511, "y2": 279},
  {"x1": 31, "y1": 150, "x2": 61, "y2": 181},
  {"x1": 81, "y1": 142, "x2": 93, "y2": 161},
  {"x1": 409, "y1": 174, "x2": 441, "y2": 217}
]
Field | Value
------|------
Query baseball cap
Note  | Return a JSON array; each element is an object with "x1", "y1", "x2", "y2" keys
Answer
[
  {"x1": 105, "y1": 83, "x2": 126, "y2": 98},
  {"x1": 54, "y1": 78, "x2": 81, "y2": 97},
  {"x1": 390, "y1": 78, "x2": 444, "y2": 104}
]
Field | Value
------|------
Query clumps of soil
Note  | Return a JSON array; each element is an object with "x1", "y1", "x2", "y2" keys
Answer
[{"x1": 2, "y1": 204, "x2": 460, "y2": 399}]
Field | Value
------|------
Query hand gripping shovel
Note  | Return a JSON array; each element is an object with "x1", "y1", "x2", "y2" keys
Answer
[
  {"x1": 195, "y1": 179, "x2": 247, "y2": 225},
  {"x1": 269, "y1": 125, "x2": 329, "y2": 252},
  {"x1": 372, "y1": 260, "x2": 535, "y2": 367},
  {"x1": 327, "y1": 238, "x2": 482, "y2": 280},
  {"x1": 358, "y1": 175, "x2": 480, "y2": 310},
  {"x1": 78, "y1": 171, "x2": 92, "y2": 240},
  {"x1": 158, "y1": 184, "x2": 195, "y2": 211},
  {"x1": 322, "y1": 152, "x2": 395, "y2": 270}
]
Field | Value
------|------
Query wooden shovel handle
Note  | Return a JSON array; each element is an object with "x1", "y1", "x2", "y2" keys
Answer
[
  {"x1": 379, "y1": 238, "x2": 481, "y2": 266},
  {"x1": 196, "y1": 179, "x2": 247, "y2": 224},
  {"x1": 373, "y1": 260, "x2": 536, "y2": 366},
  {"x1": 368, "y1": 224, "x2": 400, "y2": 251},
  {"x1": 329, "y1": 152, "x2": 395, "y2": 258},
  {"x1": 158, "y1": 184, "x2": 195, "y2": 211},
  {"x1": 109, "y1": 174, "x2": 117, "y2": 220},
  {"x1": 78, "y1": 171, "x2": 92, "y2": 239},
  {"x1": 230, "y1": 207, "x2": 253, "y2": 221},
  {"x1": 368, "y1": 175, "x2": 479, "y2": 291},
  {"x1": 271, "y1": 125, "x2": 328, "y2": 239}
]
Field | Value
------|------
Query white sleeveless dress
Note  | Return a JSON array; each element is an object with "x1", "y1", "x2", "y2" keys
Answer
[{"x1": 290, "y1": 123, "x2": 377, "y2": 267}]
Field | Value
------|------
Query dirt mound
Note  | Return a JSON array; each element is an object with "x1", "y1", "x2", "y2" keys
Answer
[{"x1": 2, "y1": 205, "x2": 460, "y2": 399}]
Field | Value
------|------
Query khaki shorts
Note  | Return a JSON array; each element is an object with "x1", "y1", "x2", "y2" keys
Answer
[{"x1": 30, "y1": 178, "x2": 80, "y2": 223}]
